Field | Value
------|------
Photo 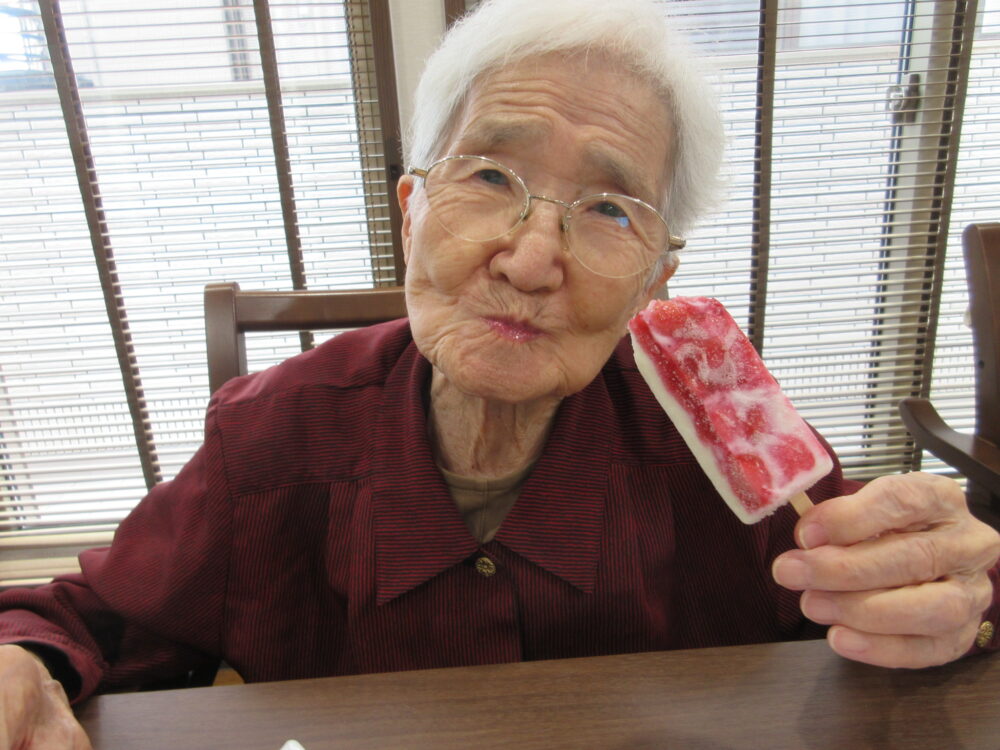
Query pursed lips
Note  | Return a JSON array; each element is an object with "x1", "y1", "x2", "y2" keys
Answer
[{"x1": 483, "y1": 315, "x2": 545, "y2": 342}]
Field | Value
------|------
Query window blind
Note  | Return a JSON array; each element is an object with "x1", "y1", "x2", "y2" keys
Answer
[
  {"x1": 0, "y1": 0, "x2": 402, "y2": 586},
  {"x1": 659, "y1": 0, "x2": 997, "y2": 484}
]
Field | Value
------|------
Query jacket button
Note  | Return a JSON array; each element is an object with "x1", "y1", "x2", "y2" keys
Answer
[{"x1": 474, "y1": 556, "x2": 497, "y2": 577}]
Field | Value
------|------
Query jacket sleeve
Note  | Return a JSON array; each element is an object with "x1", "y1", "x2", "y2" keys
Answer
[{"x1": 0, "y1": 400, "x2": 234, "y2": 703}]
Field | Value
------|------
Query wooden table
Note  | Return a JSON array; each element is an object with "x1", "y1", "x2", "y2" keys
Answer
[{"x1": 76, "y1": 639, "x2": 999, "y2": 749}]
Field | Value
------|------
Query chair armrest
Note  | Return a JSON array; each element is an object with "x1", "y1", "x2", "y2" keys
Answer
[{"x1": 899, "y1": 397, "x2": 1000, "y2": 492}]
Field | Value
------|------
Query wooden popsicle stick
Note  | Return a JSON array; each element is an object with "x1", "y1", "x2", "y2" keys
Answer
[{"x1": 789, "y1": 491, "x2": 814, "y2": 517}]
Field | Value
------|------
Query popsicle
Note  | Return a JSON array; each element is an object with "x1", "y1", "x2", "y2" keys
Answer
[{"x1": 628, "y1": 296, "x2": 832, "y2": 524}]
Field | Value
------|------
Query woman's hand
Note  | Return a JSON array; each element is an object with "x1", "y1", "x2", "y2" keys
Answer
[
  {"x1": 772, "y1": 472, "x2": 1000, "y2": 668},
  {"x1": 0, "y1": 644, "x2": 92, "y2": 749}
]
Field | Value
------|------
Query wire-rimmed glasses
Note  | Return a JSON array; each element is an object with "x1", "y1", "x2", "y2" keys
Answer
[{"x1": 408, "y1": 155, "x2": 684, "y2": 279}]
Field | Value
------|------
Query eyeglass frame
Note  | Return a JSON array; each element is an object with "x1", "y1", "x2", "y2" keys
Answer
[{"x1": 406, "y1": 154, "x2": 686, "y2": 279}]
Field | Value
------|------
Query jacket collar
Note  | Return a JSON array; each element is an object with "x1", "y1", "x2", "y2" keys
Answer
[
  {"x1": 371, "y1": 343, "x2": 477, "y2": 605},
  {"x1": 371, "y1": 336, "x2": 611, "y2": 605},
  {"x1": 492, "y1": 374, "x2": 611, "y2": 594}
]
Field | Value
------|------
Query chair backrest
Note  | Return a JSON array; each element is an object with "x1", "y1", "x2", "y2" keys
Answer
[
  {"x1": 204, "y1": 282, "x2": 407, "y2": 394},
  {"x1": 964, "y1": 222, "x2": 1000, "y2": 448}
]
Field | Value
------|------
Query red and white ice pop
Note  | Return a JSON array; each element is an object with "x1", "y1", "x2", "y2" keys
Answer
[{"x1": 628, "y1": 296, "x2": 832, "y2": 524}]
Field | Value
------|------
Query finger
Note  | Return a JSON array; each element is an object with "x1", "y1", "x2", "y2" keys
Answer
[
  {"x1": 31, "y1": 720, "x2": 93, "y2": 750},
  {"x1": 773, "y1": 521, "x2": 1000, "y2": 591},
  {"x1": 0, "y1": 645, "x2": 92, "y2": 750},
  {"x1": 800, "y1": 576, "x2": 994, "y2": 637},
  {"x1": 34, "y1": 679, "x2": 93, "y2": 750},
  {"x1": 794, "y1": 472, "x2": 966, "y2": 549},
  {"x1": 825, "y1": 621, "x2": 981, "y2": 669}
]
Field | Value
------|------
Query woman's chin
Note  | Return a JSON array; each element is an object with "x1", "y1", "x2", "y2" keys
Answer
[
  {"x1": 439, "y1": 352, "x2": 563, "y2": 404},
  {"x1": 417, "y1": 320, "x2": 598, "y2": 404},
  {"x1": 459, "y1": 368, "x2": 556, "y2": 404}
]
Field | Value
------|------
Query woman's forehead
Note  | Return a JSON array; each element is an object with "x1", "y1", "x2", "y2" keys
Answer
[{"x1": 445, "y1": 55, "x2": 673, "y2": 202}]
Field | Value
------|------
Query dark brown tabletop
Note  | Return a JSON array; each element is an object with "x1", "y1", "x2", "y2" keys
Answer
[{"x1": 76, "y1": 639, "x2": 999, "y2": 749}]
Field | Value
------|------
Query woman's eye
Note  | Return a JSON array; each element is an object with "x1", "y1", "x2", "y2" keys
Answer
[
  {"x1": 593, "y1": 200, "x2": 631, "y2": 228},
  {"x1": 473, "y1": 168, "x2": 510, "y2": 186}
]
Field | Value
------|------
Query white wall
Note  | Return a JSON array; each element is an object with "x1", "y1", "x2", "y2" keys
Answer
[{"x1": 388, "y1": 0, "x2": 446, "y2": 151}]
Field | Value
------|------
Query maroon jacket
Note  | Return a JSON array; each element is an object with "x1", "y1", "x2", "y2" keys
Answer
[{"x1": 1, "y1": 319, "x2": 995, "y2": 701}]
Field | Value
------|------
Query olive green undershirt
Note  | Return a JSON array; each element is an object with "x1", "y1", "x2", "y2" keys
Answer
[{"x1": 438, "y1": 461, "x2": 537, "y2": 544}]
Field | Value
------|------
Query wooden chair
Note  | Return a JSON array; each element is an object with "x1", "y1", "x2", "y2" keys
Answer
[
  {"x1": 899, "y1": 223, "x2": 1000, "y2": 526},
  {"x1": 204, "y1": 281, "x2": 407, "y2": 395}
]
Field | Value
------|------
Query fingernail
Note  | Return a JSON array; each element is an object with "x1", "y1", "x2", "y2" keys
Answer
[
  {"x1": 772, "y1": 556, "x2": 811, "y2": 589},
  {"x1": 802, "y1": 592, "x2": 838, "y2": 623},
  {"x1": 832, "y1": 627, "x2": 870, "y2": 654},
  {"x1": 798, "y1": 522, "x2": 829, "y2": 550}
]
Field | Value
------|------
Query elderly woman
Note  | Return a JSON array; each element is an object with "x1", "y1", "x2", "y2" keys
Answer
[{"x1": 1, "y1": 0, "x2": 998, "y2": 745}]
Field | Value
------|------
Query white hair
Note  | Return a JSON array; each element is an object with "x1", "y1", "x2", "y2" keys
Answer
[{"x1": 405, "y1": 0, "x2": 725, "y2": 241}]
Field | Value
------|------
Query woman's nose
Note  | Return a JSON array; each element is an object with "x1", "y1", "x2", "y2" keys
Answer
[{"x1": 488, "y1": 199, "x2": 567, "y2": 292}]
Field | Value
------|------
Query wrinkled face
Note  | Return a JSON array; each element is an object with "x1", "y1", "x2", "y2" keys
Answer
[{"x1": 398, "y1": 53, "x2": 675, "y2": 404}]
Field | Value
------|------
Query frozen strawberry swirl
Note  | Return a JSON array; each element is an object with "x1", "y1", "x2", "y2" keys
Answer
[{"x1": 629, "y1": 296, "x2": 833, "y2": 524}]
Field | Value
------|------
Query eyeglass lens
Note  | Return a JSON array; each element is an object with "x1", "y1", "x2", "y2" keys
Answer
[{"x1": 420, "y1": 156, "x2": 668, "y2": 278}]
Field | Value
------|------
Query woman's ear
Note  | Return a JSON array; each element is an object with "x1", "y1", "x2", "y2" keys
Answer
[
  {"x1": 637, "y1": 254, "x2": 679, "y2": 310},
  {"x1": 397, "y1": 175, "x2": 416, "y2": 265},
  {"x1": 397, "y1": 174, "x2": 415, "y2": 213},
  {"x1": 652, "y1": 255, "x2": 678, "y2": 290}
]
